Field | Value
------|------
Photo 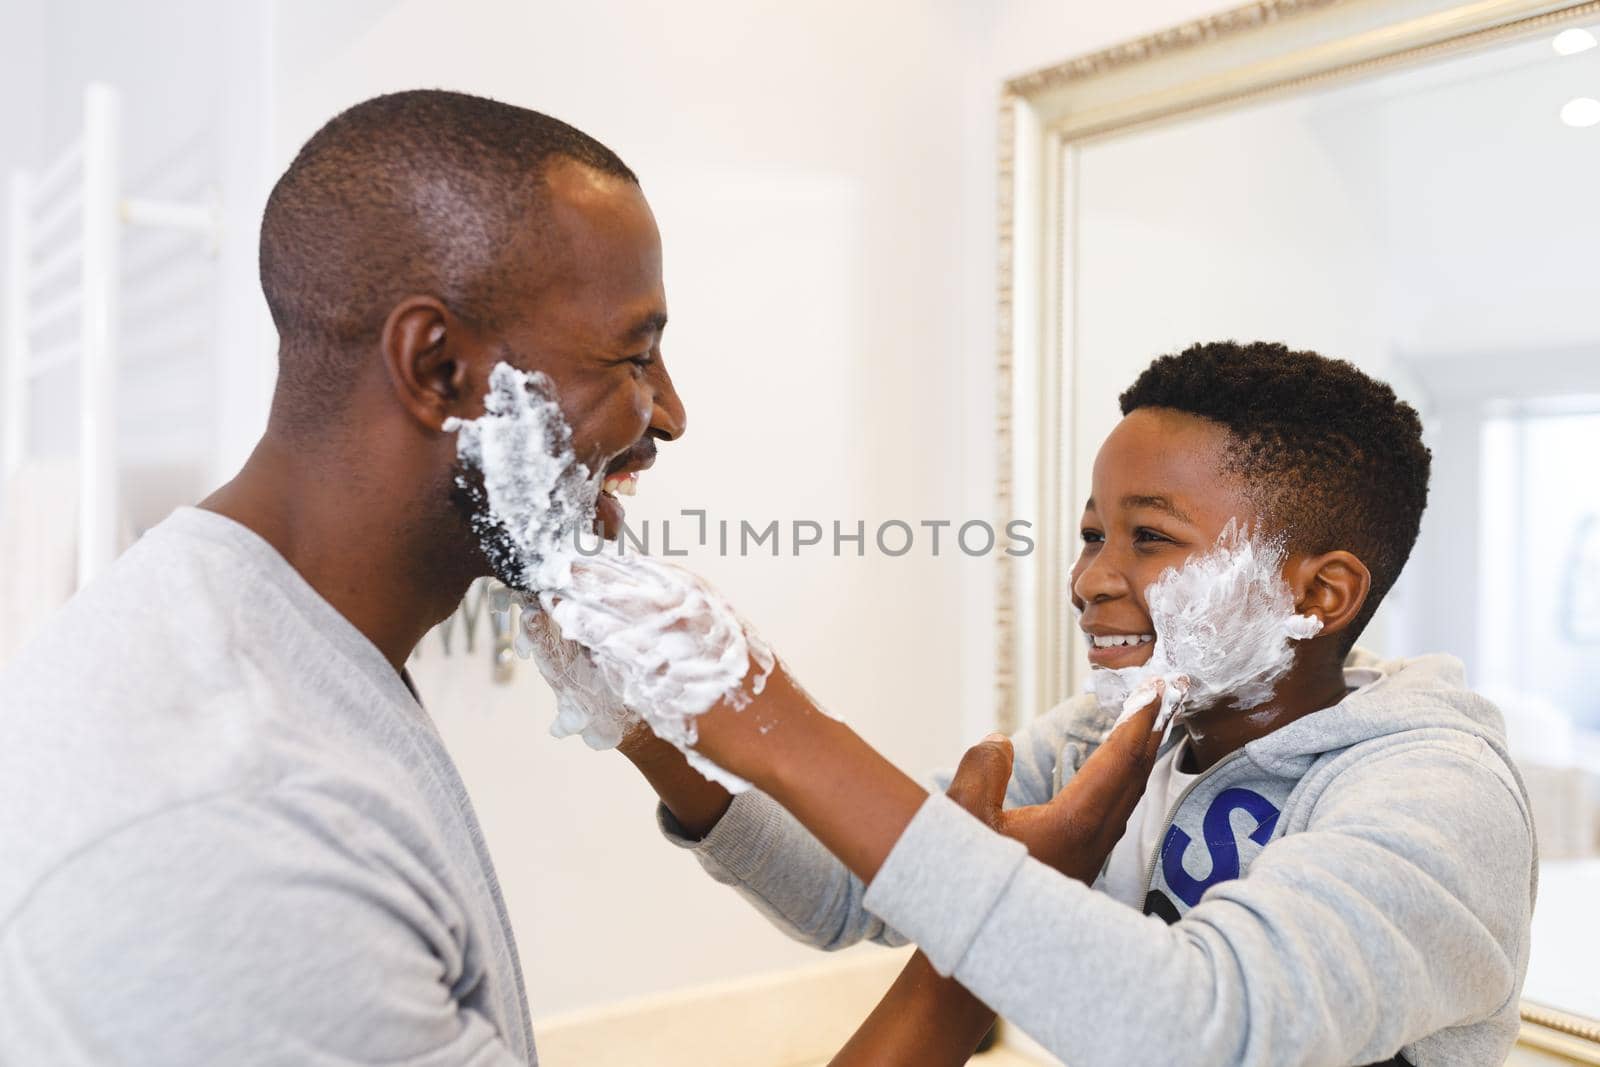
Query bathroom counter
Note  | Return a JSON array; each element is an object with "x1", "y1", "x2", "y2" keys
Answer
[
  {"x1": 797, "y1": 1048, "x2": 1044, "y2": 1067},
  {"x1": 535, "y1": 945, "x2": 1052, "y2": 1066}
]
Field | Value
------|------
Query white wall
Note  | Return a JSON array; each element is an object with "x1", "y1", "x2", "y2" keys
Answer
[
  {"x1": 0, "y1": 0, "x2": 275, "y2": 495},
  {"x1": 0, "y1": 0, "x2": 48, "y2": 479}
]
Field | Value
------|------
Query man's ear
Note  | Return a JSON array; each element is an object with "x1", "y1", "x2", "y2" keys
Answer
[
  {"x1": 379, "y1": 296, "x2": 470, "y2": 432},
  {"x1": 1286, "y1": 551, "x2": 1372, "y2": 639}
]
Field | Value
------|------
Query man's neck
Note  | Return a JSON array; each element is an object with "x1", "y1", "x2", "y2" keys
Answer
[
  {"x1": 1179, "y1": 662, "x2": 1350, "y2": 773},
  {"x1": 200, "y1": 431, "x2": 467, "y2": 672}
]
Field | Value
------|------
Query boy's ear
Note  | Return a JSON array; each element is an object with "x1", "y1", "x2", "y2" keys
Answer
[{"x1": 1286, "y1": 551, "x2": 1372, "y2": 639}]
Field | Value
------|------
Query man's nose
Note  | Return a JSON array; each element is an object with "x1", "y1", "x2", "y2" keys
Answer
[{"x1": 647, "y1": 360, "x2": 686, "y2": 441}]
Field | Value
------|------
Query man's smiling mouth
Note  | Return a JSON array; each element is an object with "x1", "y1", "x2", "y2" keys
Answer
[
  {"x1": 1083, "y1": 627, "x2": 1156, "y2": 668},
  {"x1": 601, "y1": 472, "x2": 639, "y2": 496},
  {"x1": 594, "y1": 442, "x2": 657, "y2": 538}
]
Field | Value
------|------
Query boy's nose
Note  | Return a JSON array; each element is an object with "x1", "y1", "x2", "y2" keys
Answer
[{"x1": 1071, "y1": 551, "x2": 1133, "y2": 605}]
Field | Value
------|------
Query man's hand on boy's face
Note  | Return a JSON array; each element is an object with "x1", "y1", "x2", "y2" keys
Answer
[{"x1": 945, "y1": 696, "x2": 1164, "y2": 883}]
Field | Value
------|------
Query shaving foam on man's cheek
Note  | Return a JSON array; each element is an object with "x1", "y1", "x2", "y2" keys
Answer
[
  {"x1": 444, "y1": 362, "x2": 600, "y2": 593},
  {"x1": 448, "y1": 361, "x2": 774, "y2": 791},
  {"x1": 1094, "y1": 519, "x2": 1322, "y2": 729}
]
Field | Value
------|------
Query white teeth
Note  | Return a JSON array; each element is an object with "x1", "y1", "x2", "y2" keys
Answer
[
  {"x1": 601, "y1": 474, "x2": 639, "y2": 497},
  {"x1": 614, "y1": 477, "x2": 637, "y2": 497},
  {"x1": 1091, "y1": 634, "x2": 1154, "y2": 648}
]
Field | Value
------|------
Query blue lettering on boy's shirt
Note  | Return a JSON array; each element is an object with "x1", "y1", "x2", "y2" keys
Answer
[{"x1": 1159, "y1": 788, "x2": 1281, "y2": 908}]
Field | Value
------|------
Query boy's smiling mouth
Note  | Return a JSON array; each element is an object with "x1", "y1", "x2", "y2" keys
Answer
[{"x1": 1083, "y1": 626, "x2": 1156, "y2": 668}]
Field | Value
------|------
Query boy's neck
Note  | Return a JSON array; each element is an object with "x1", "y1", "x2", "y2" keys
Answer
[{"x1": 1178, "y1": 663, "x2": 1351, "y2": 773}]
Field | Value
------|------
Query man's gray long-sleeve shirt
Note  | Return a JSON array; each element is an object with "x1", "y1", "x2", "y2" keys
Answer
[{"x1": 0, "y1": 507, "x2": 536, "y2": 1066}]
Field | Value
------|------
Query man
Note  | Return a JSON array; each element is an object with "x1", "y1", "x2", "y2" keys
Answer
[{"x1": 0, "y1": 90, "x2": 684, "y2": 1064}]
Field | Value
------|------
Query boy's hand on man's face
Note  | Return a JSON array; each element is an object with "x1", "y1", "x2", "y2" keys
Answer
[{"x1": 945, "y1": 694, "x2": 1164, "y2": 883}]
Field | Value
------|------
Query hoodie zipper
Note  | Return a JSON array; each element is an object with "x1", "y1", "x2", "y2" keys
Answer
[{"x1": 1139, "y1": 748, "x2": 1248, "y2": 905}]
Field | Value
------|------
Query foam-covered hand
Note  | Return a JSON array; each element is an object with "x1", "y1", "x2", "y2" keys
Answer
[
  {"x1": 536, "y1": 554, "x2": 775, "y2": 791},
  {"x1": 518, "y1": 607, "x2": 640, "y2": 750}
]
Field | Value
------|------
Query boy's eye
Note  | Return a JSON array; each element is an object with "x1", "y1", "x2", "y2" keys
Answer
[
  {"x1": 1133, "y1": 527, "x2": 1172, "y2": 545},
  {"x1": 1080, "y1": 529, "x2": 1104, "y2": 545}
]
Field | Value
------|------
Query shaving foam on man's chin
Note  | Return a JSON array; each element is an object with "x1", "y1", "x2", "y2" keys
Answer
[
  {"x1": 1090, "y1": 520, "x2": 1323, "y2": 731},
  {"x1": 449, "y1": 361, "x2": 775, "y2": 790}
]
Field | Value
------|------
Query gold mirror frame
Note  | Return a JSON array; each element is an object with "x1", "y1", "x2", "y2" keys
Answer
[{"x1": 993, "y1": 0, "x2": 1600, "y2": 1056}]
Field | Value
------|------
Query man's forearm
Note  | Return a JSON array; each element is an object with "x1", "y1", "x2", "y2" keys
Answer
[{"x1": 829, "y1": 952, "x2": 995, "y2": 1067}]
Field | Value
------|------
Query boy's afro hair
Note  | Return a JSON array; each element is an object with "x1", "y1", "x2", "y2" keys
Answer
[{"x1": 1120, "y1": 341, "x2": 1431, "y2": 647}]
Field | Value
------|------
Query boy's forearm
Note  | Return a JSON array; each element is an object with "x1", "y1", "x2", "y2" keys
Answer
[
  {"x1": 618, "y1": 664, "x2": 927, "y2": 879},
  {"x1": 761, "y1": 716, "x2": 926, "y2": 886},
  {"x1": 617, "y1": 731, "x2": 732, "y2": 840},
  {"x1": 612, "y1": 676, "x2": 925, "y2": 872},
  {"x1": 829, "y1": 951, "x2": 995, "y2": 1067},
  {"x1": 696, "y1": 667, "x2": 928, "y2": 885}
]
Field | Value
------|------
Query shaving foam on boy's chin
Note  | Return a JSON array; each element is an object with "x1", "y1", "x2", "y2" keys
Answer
[
  {"x1": 448, "y1": 361, "x2": 774, "y2": 792},
  {"x1": 1094, "y1": 519, "x2": 1323, "y2": 731}
]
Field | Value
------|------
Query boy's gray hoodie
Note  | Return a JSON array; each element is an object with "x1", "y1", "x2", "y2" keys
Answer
[{"x1": 659, "y1": 652, "x2": 1537, "y2": 1067}]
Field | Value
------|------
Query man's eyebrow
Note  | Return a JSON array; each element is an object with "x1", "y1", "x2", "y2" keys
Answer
[
  {"x1": 619, "y1": 311, "x2": 668, "y2": 343},
  {"x1": 1121, "y1": 494, "x2": 1195, "y2": 523}
]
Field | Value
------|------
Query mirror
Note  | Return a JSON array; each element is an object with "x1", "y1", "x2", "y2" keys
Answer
[{"x1": 999, "y1": 0, "x2": 1600, "y2": 1049}]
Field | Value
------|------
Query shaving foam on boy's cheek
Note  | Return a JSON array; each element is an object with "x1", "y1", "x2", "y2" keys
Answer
[
  {"x1": 1094, "y1": 519, "x2": 1322, "y2": 730},
  {"x1": 448, "y1": 361, "x2": 774, "y2": 792}
]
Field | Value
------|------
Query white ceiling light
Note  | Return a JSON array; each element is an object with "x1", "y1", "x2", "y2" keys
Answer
[
  {"x1": 1552, "y1": 27, "x2": 1598, "y2": 55},
  {"x1": 1560, "y1": 97, "x2": 1600, "y2": 127}
]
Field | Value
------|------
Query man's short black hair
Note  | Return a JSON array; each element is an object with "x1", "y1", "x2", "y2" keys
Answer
[
  {"x1": 1119, "y1": 340, "x2": 1431, "y2": 647},
  {"x1": 259, "y1": 89, "x2": 637, "y2": 428}
]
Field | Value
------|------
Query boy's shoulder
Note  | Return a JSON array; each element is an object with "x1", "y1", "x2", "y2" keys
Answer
[
  {"x1": 1283, "y1": 647, "x2": 1509, "y2": 753},
  {"x1": 1034, "y1": 691, "x2": 1118, "y2": 744},
  {"x1": 1353, "y1": 649, "x2": 1499, "y2": 727},
  {"x1": 1023, "y1": 649, "x2": 1514, "y2": 783}
]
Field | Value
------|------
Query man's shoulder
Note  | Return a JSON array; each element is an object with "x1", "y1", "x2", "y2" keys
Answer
[
  {"x1": 2, "y1": 775, "x2": 435, "y2": 936},
  {"x1": 1, "y1": 626, "x2": 434, "y2": 947},
  {"x1": 0, "y1": 779, "x2": 507, "y2": 1067},
  {"x1": 2, "y1": 513, "x2": 247, "y2": 699}
]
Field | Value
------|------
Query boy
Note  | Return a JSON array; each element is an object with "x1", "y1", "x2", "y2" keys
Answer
[{"x1": 611, "y1": 341, "x2": 1536, "y2": 1066}]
